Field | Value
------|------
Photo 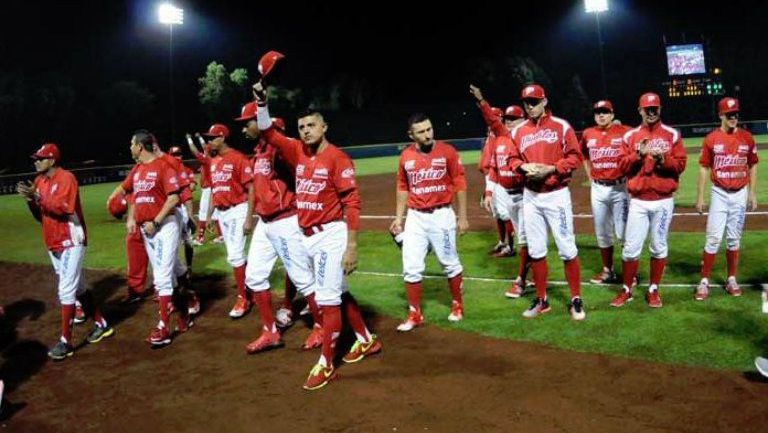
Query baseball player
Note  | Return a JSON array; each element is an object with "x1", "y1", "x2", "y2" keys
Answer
[
  {"x1": 468, "y1": 85, "x2": 530, "y2": 297},
  {"x1": 254, "y1": 81, "x2": 382, "y2": 391},
  {"x1": 186, "y1": 135, "x2": 224, "y2": 245},
  {"x1": 506, "y1": 84, "x2": 585, "y2": 320},
  {"x1": 17, "y1": 143, "x2": 113, "y2": 360},
  {"x1": 235, "y1": 101, "x2": 323, "y2": 352},
  {"x1": 580, "y1": 100, "x2": 631, "y2": 284},
  {"x1": 694, "y1": 97, "x2": 758, "y2": 300},
  {"x1": 121, "y1": 130, "x2": 192, "y2": 345},
  {"x1": 169, "y1": 146, "x2": 197, "y2": 269},
  {"x1": 107, "y1": 185, "x2": 151, "y2": 303},
  {"x1": 610, "y1": 93, "x2": 687, "y2": 308},
  {"x1": 390, "y1": 113, "x2": 469, "y2": 332},
  {"x1": 203, "y1": 123, "x2": 256, "y2": 319}
]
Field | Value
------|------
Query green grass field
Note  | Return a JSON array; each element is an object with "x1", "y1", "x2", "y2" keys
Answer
[
  {"x1": 683, "y1": 133, "x2": 768, "y2": 148},
  {"x1": 1, "y1": 169, "x2": 767, "y2": 372}
]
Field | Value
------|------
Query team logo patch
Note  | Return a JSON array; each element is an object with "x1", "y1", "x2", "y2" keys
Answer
[
  {"x1": 713, "y1": 144, "x2": 724, "y2": 154},
  {"x1": 495, "y1": 145, "x2": 506, "y2": 153},
  {"x1": 296, "y1": 165, "x2": 305, "y2": 176},
  {"x1": 586, "y1": 138, "x2": 597, "y2": 148},
  {"x1": 223, "y1": 163, "x2": 234, "y2": 171},
  {"x1": 432, "y1": 157, "x2": 447, "y2": 167},
  {"x1": 341, "y1": 168, "x2": 354, "y2": 178},
  {"x1": 253, "y1": 158, "x2": 272, "y2": 175},
  {"x1": 738, "y1": 144, "x2": 749, "y2": 153},
  {"x1": 610, "y1": 138, "x2": 623, "y2": 146},
  {"x1": 404, "y1": 160, "x2": 415, "y2": 170},
  {"x1": 313, "y1": 167, "x2": 329, "y2": 179},
  {"x1": 146, "y1": 171, "x2": 158, "y2": 179}
]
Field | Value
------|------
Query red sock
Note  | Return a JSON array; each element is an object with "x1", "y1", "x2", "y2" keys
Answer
[
  {"x1": 233, "y1": 265, "x2": 247, "y2": 298},
  {"x1": 726, "y1": 249, "x2": 739, "y2": 278},
  {"x1": 700, "y1": 252, "x2": 716, "y2": 279},
  {"x1": 518, "y1": 246, "x2": 530, "y2": 281},
  {"x1": 600, "y1": 246, "x2": 614, "y2": 270},
  {"x1": 505, "y1": 221, "x2": 514, "y2": 242},
  {"x1": 61, "y1": 304, "x2": 75, "y2": 343},
  {"x1": 196, "y1": 220, "x2": 207, "y2": 240},
  {"x1": 320, "y1": 305, "x2": 341, "y2": 366},
  {"x1": 214, "y1": 220, "x2": 222, "y2": 237},
  {"x1": 282, "y1": 275, "x2": 296, "y2": 310},
  {"x1": 405, "y1": 281, "x2": 422, "y2": 312},
  {"x1": 496, "y1": 219, "x2": 506, "y2": 243},
  {"x1": 342, "y1": 292, "x2": 371, "y2": 342},
  {"x1": 158, "y1": 294, "x2": 171, "y2": 327},
  {"x1": 253, "y1": 290, "x2": 276, "y2": 332},
  {"x1": 564, "y1": 257, "x2": 581, "y2": 298},
  {"x1": 622, "y1": 259, "x2": 639, "y2": 292},
  {"x1": 448, "y1": 273, "x2": 463, "y2": 304},
  {"x1": 650, "y1": 257, "x2": 667, "y2": 286},
  {"x1": 78, "y1": 291, "x2": 106, "y2": 327},
  {"x1": 306, "y1": 292, "x2": 323, "y2": 326},
  {"x1": 530, "y1": 258, "x2": 548, "y2": 299}
]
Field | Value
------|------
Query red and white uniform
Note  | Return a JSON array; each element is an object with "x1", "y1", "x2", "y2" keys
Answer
[
  {"x1": 581, "y1": 124, "x2": 631, "y2": 248},
  {"x1": 508, "y1": 113, "x2": 582, "y2": 261},
  {"x1": 245, "y1": 141, "x2": 314, "y2": 300},
  {"x1": 397, "y1": 141, "x2": 466, "y2": 283},
  {"x1": 30, "y1": 168, "x2": 88, "y2": 304},
  {"x1": 619, "y1": 122, "x2": 686, "y2": 261},
  {"x1": 486, "y1": 135, "x2": 526, "y2": 242},
  {"x1": 210, "y1": 148, "x2": 253, "y2": 267},
  {"x1": 120, "y1": 158, "x2": 181, "y2": 296},
  {"x1": 699, "y1": 128, "x2": 757, "y2": 254},
  {"x1": 194, "y1": 151, "x2": 215, "y2": 221}
]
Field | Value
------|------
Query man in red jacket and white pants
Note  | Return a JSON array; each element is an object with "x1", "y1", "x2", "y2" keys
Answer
[
  {"x1": 506, "y1": 84, "x2": 586, "y2": 320},
  {"x1": 254, "y1": 81, "x2": 381, "y2": 391},
  {"x1": 611, "y1": 93, "x2": 687, "y2": 308},
  {"x1": 17, "y1": 143, "x2": 113, "y2": 360},
  {"x1": 390, "y1": 113, "x2": 469, "y2": 332}
]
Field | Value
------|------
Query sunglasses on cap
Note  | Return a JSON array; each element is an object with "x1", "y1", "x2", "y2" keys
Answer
[
  {"x1": 522, "y1": 98, "x2": 543, "y2": 107},
  {"x1": 724, "y1": 112, "x2": 739, "y2": 120},
  {"x1": 643, "y1": 107, "x2": 659, "y2": 115}
]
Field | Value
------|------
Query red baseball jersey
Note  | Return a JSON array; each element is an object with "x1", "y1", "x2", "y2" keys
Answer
[
  {"x1": 251, "y1": 141, "x2": 297, "y2": 220},
  {"x1": 487, "y1": 135, "x2": 525, "y2": 191},
  {"x1": 194, "y1": 151, "x2": 212, "y2": 188},
  {"x1": 262, "y1": 129, "x2": 361, "y2": 230},
  {"x1": 182, "y1": 164, "x2": 196, "y2": 187},
  {"x1": 210, "y1": 148, "x2": 253, "y2": 209},
  {"x1": 477, "y1": 100, "x2": 508, "y2": 174},
  {"x1": 619, "y1": 122, "x2": 687, "y2": 200},
  {"x1": 699, "y1": 128, "x2": 758, "y2": 191},
  {"x1": 507, "y1": 113, "x2": 582, "y2": 192},
  {"x1": 31, "y1": 168, "x2": 87, "y2": 252},
  {"x1": 580, "y1": 124, "x2": 631, "y2": 181},
  {"x1": 120, "y1": 158, "x2": 180, "y2": 223},
  {"x1": 397, "y1": 141, "x2": 467, "y2": 210},
  {"x1": 159, "y1": 153, "x2": 192, "y2": 203}
]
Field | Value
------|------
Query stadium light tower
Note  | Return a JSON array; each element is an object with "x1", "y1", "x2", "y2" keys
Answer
[
  {"x1": 584, "y1": 0, "x2": 609, "y2": 97},
  {"x1": 158, "y1": 3, "x2": 184, "y2": 143}
]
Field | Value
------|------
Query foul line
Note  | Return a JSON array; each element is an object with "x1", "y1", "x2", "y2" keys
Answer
[
  {"x1": 361, "y1": 211, "x2": 768, "y2": 220},
  {"x1": 353, "y1": 270, "x2": 768, "y2": 289}
]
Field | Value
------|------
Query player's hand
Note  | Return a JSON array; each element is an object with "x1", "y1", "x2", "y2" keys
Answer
[
  {"x1": 748, "y1": 195, "x2": 758, "y2": 211},
  {"x1": 457, "y1": 216, "x2": 469, "y2": 235},
  {"x1": 16, "y1": 181, "x2": 35, "y2": 200},
  {"x1": 520, "y1": 163, "x2": 541, "y2": 177},
  {"x1": 637, "y1": 139, "x2": 649, "y2": 156},
  {"x1": 142, "y1": 221, "x2": 157, "y2": 237},
  {"x1": 253, "y1": 80, "x2": 267, "y2": 102},
  {"x1": 126, "y1": 218, "x2": 136, "y2": 234},
  {"x1": 469, "y1": 84, "x2": 484, "y2": 102},
  {"x1": 696, "y1": 198, "x2": 705, "y2": 214},
  {"x1": 342, "y1": 244, "x2": 358, "y2": 275},
  {"x1": 482, "y1": 195, "x2": 493, "y2": 213},
  {"x1": 243, "y1": 214, "x2": 255, "y2": 235},
  {"x1": 389, "y1": 218, "x2": 403, "y2": 234}
]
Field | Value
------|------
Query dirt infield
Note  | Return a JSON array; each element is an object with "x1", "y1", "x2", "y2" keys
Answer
[
  {"x1": 2, "y1": 262, "x2": 768, "y2": 432},
  {"x1": 358, "y1": 168, "x2": 768, "y2": 232}
]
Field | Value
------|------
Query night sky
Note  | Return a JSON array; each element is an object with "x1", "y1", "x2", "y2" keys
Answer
[{"x1": 1, "y1": 0, "x2": 767, "y2": 167}]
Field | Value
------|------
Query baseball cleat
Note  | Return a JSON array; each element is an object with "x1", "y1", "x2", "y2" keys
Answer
[
  {"x1": 342, "y1": 334, "x2": 382, "y2": 363},
  {"x1": 756, "y1": 357, "x2": 768, "y2": 378},
  {"x1": 147, "y1": 326, "x2": 171, "y2": 346},
  {"x1": 762, "y1": 291, "x2": 768, "y2": 314},
  {"x1": 488, "y1": 241, "x2": 505, "y2": 255},
  {"x1": 301, "y1": 324, "x2": 324, "y2": 350},
  {"x1": 505, "y1": 279, "x2": 525, "y2": 298},
  {"x1": 191, "y1": 238, "x2": 204, "y2": 246},
  {"x1": 212, "y1": 236, "x2": 225, "y2": 244},
  {"x1": 725, "y1": 278, "x2": 742, "y2": 297},
  {"x1": 245, "y1": 330, "x2": 284, "y2": 354},
  {"x1": 646, "y1": 291, "x2": 663, "y2": 308},
  {"x1": 569, "y1": 297, "x2": 586, "y2": 321},
  {"x1": 610, "y1": 289, "x2": 633, "y2": 307},
  {"x1": 302, "y1": 363, "x2": 337, "y2": 391},
  {"x1": 522, "y1": 297, "x2": 551, "y2": 318},
  {"x1": 187, "y1": 291, "x2": 201, "y2": 315},
  {"x1": 275, "y1": 307, "x2": 294, "y2": 328},
  {"x1": 492, "y1": 246, "x2": 516, "y2": 258},
  {"x1": 590, "y1": 269, "x2": 617, "y2": 284},
  {"x1": 229, "y1": 295, "x2": 252, "y2": 319},
  {"x1": 396, "y1": 310, "x2": 424, "y2": 332},
  {"x1": 47, "y1": 340, "x2": 74, "y2": 361},
  {"x1": 447, "y1": 301, "x2": 464, "y2": 322},
  {"x1": 74, "y1": 302, "x2": 86, "y2": 324},
  {"x1": 86, "y1": 324, "x2": 115, "y2": 344},
  {"x1": 694, "y1": 280, "x2": 709, "y2": 301}
]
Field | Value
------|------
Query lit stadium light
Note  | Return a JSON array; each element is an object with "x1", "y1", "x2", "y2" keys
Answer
[
  {"x1": 158, "y1": 3, "x2": 184, "y2": 25},
  {"x1": 584, "y1": 0, "x2": 609, "y2": 13}
]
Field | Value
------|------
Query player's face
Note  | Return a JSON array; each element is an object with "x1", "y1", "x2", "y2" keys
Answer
[
  {"x1": 408, "y1": 119, "x2": 435, "y2": 147},
  {"x1": 33, "y1": 157, "x2": 53, "y2": 173},
  {"x1": 297, "y1": 114, "x2": 327, "y2": 147},
  {"x1": 720, "y1": 112, "x2": 739, "y2": 129},
  {"x1": 594, "y1": 109, "x2": 614, "y2": 127},
  {"x1": 243, "y1": 120, "x2": 260, "y2": 140},
  {"x1": 208, "y1": 136, "x2": 225, "y2": 151},
  {"x1": 522, "y1": 98, "x2": 547, "y2": 119},
  {"x1": 639, "y1": 106, "x2": 661, "y2": 125},
  {"x1": 129, "y1": 136, "x2": 141, "y2": 159}
]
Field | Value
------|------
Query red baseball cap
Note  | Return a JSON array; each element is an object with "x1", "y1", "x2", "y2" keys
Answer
[
  {"x1": 203, "y1": 124, "x2": 230, "y2": 138},
  {"x1": 639, "y1": 92, "x2": 661, "y2": 108},
  {"x1": 258, "y1": 50, "x2": 285, "y2": 77},
  {"x1": 504, "y1": 105, "x2": 524, "y2": 119},
  {"x1": 107, "y1": 194, "x2": 128, "y2": 220},
  {"x1": 490, "y1": 107, "x2": 504, "y2": 118},
  {"x1": 31, "y1": 143, "x2": 60, "y2": 162},
  {"x1": 718, "y1": 97, "x2": 740, "y2": 114},
  {"x1": 235, "y1": 101, "x2": 257, "y2": 122},
  {"x1": 593, "y1": 100, "x2": 614, "y2": 112},
  {"x1": 169, "y1": 146, "x2": 182, "y2": 156},
  {"x1": 271, "y1": 117, "x2": 286, "y2": 131},
  {"x1": 521, "y1": 84, "x2": 546, "y2": 100}
]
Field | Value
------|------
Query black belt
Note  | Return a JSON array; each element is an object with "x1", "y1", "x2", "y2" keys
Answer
[
  {"x1": 593, "y1": 178, "x2": 625, "y2": 186},
  {"x1": 301, "y1": 220, "x2": 342, "y2": 237},
  {"x1": 505, "y1": 188, "x2": 523, "y2": 195},
  {"x1": 412, "y1": 204, "x2": 450, "y2": 214}
]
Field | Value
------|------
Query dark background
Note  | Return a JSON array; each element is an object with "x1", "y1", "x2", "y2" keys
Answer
[{"x1": 1, "y1": 0, "x2": 766, "y2": 172}]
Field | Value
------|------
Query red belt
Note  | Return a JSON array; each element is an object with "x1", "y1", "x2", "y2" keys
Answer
[
  {"x1": 412, "y1": 204, "x2": 450, "y2": 214},
  {"x1": 301, "y1": 219, "x2": 342, "y2": 237}
]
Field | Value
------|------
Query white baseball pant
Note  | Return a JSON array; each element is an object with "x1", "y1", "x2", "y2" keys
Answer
[
  {"x1": 142, "y1": 215, "x2": 180, "y2": 296},
  {"x1": 48, "y1": 245, "x2": 87, "y2": 305},
  {"x1": 704, "y1": 186, "x2": 747, "y2": 254},
  {"x1": 523, "y1": 187, "x2": 578, "y2": 261},
  {"x1": 622, "y1": 197, "x2": 674, "y2": 260},
  {"x1": 218, "y1": 202, "x2": 248, "y2": 267},
  {"x1": 502, "y1": 190, "x2": 526, "y2": 246},
  {"x1": 590, "y1": 182, "x2": 629, "y2": 248},
  {"x1": 301, "y1": 221, "x2": 349, "y2": 307},
  {"x1": 402, "y1": 206, "x2": 463, "y2": 283}
]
